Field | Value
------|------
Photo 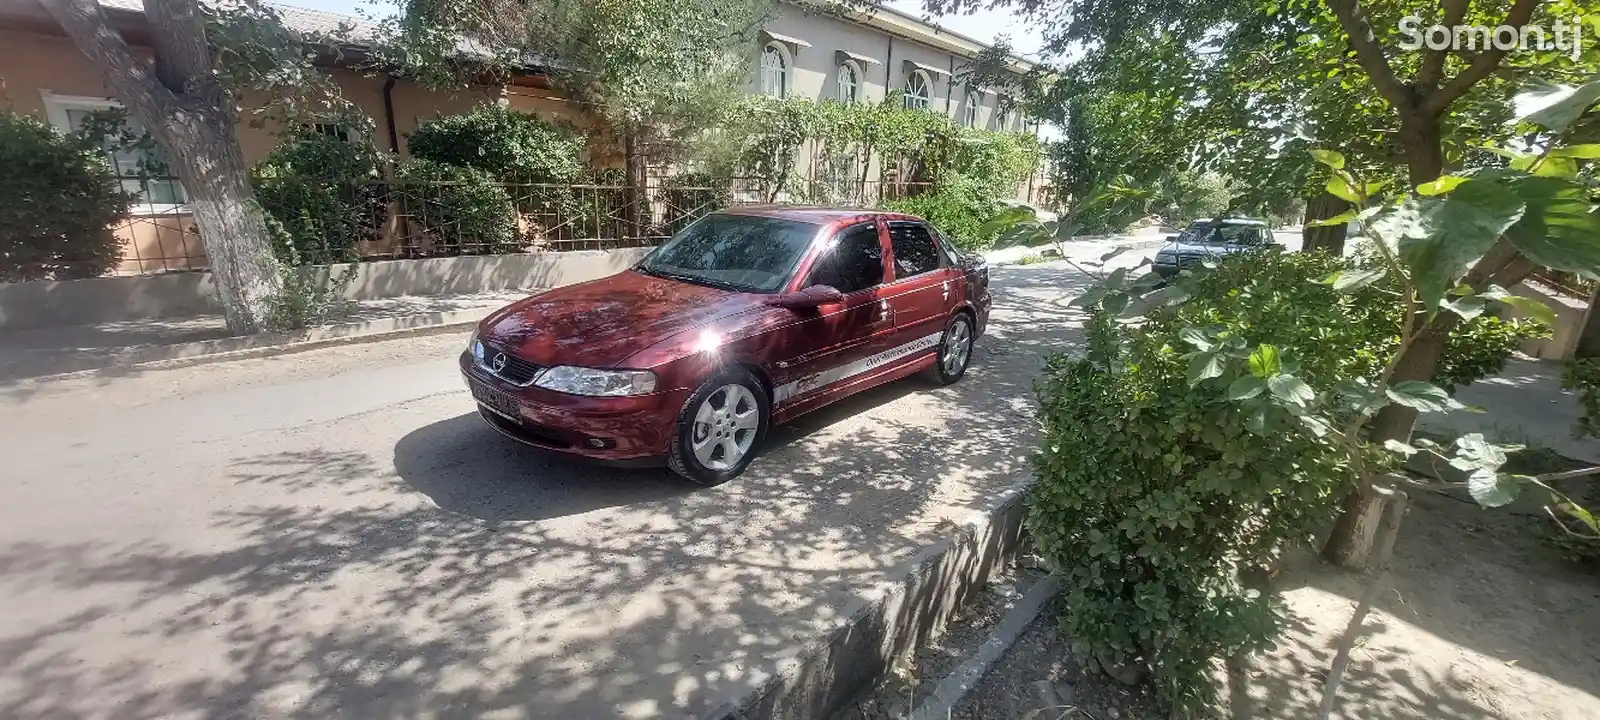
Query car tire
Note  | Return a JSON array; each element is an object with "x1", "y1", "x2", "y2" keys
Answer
[
  {"x1": 931, "y1": 313, "x2": 975, "y2": 385},
  {"x1": 668, "y1": 368, "x2": 771, "y2": 486}
]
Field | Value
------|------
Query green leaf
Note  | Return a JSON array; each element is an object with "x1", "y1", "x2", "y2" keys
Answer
[
  {"x1": 1101, "y1": 291, "x2": 1131, "y2": 315},
  {"x1": 1533, "y1": 157, "x2": 1580, "y2": 179},
  {"x1": 1320, "y1": 266, "x2": 1386, "y2": 292},
  {"x1": 1326, "y1": 174, "x2": 1360, "y2": 203},
  {"x1": 1375, "y1": 179, "x2": 1526, "y2": 310},
  {"x1": 1100, "y1": 246, "x2": 1129, "y2": 263},
  {"x1": 1068, "y1": 286, "x2": 1107, "y2": 308},
  {"x1": 1248, "y1": 344, "x2": 1281, "y2": 378},
  {"x1": 1382, "y1": 439, "x2": 1417, "y2": 457},
  {"x1": 1298, "y1": 415, "x2": 1332, "y2": 437},
  {"x1": 1440, "y1": 293, "x2": 1488, "y2": 320},
  {"x1": 1513, "y1": 77, "x2": 1600, "y2": 133},
  {"x1": 1452, "y1": 432, "x2": 1509, "y2": 471},
  {"x1": 1501, "y1": 291, "x2": 1557, "y2": 326},
  {"x1": 1310, "y1": 148, "x2": 1345, "y2": 170},
  {"x1": 1267, "y1": 374, "x2": 1314, "y2": 407},
  {"x1": 1180, "y1": 326, "x2": 1215, "y2": 351},
  {"x1": 1227, "y1": 374, "x2": 1266, "y2": 401},
  {"x1": 1502, "y1": 176, "x2": 1600, "y2": 276},
  {"x1": 1548, "y1": 144, "x2": 1600, "y2": 159},
  {"x1": 979, "y1": 205, "x2": 1037, "y2": 236},
  {"x1": 1561, "y1": 501, "x2": 1600, "y2": 535},
  {"x1": 1385, "y1": 380, "x2": 1461, "y2": 412},
  {"x1": 1244, "y1": 404, "x2": 1270, "y2": 436},
  {"x1": 1467, "y1": 469, "x2": 1522, "y2": 508},
  {"x1": 1187, "y1": 352, "x2": 1226, "y2": 386},
  {"x1": 1416, "y1": 175, "x2": 1468, "y2": 196},
  {"x1": 1306, "y1": 209, "x2": 1357, "y2": 228}
]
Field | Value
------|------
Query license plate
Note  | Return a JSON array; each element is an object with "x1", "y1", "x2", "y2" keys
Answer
[{"x1": 469, "y1": 378, "x2": 523, "y2": 422}]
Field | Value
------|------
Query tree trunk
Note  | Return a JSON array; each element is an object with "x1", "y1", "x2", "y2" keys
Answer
[
  {"x1": 1302, "y1": 191, "x2": 1350, "y2": 255},
  {"x1": 1398, "y1": 114, "x2": 1445, "y2": 187},
  {"x1": 41, "y1": 0, "x2": 280, "y2": 334},
  {"x1": 1321, "y1": 110, "x2": 1446, "y2": 568},
  {"x1": 1574, "y1": 286, "x2": 1600, "y2": 359},
  {"x1": 623, "y1": 134, "x2": 646, "y2": 238},
  {"x1": 169, "y1": 115, "x2": 282, "y2": 333}
]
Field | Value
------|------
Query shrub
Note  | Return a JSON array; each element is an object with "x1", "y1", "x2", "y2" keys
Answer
[
  {"x1": 407, "y1": 104, "x2": 583, "y2": 183},
  {"x1": 883, "y1": 174, "x2": 1005, "y2": 251},
  {"x1": 1030, "y1": 248, "x2": 1550, "y2": 714},
  {"x1": 253, "y1": 130, "x2": 385, "y2": 265},
  {"x1": 662, "y1": 170, "x2": 733, "y2": 233},
  {"x1": 393, "y1": 159, "x2": 519, "y2": 254},
  {"x1": 0, "y1": 113, "x2": 132, "y2": 281}
]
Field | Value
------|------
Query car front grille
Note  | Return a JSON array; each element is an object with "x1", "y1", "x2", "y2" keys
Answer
[{"x1": 479, "y1": 345, "x2": 545, "y2": 386}]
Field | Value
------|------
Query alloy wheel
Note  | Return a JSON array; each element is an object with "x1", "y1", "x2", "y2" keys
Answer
[
  {"x1": 691, "y1": 384, "x2": 761, "y2": 470},
  {"x1": 943, "y1": 319, "x2": 972, "y2": 375}
]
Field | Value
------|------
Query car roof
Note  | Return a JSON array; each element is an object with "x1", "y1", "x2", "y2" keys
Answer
[
  {"x1": 1189, "y1": 217, "x2": 1267, "y2": 226},
  {"x1": 718, "y1": 205, "x2": 919, "y2": 225}
]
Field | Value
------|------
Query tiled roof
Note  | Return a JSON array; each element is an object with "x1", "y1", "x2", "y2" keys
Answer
[{"x1": 97, "y1": 0, "x2": 377, "y2": 43}]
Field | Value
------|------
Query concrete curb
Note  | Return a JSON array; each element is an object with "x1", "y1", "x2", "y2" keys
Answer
[
  {"x1": 909, "y1": 574, "x2": 1062, "y2": 720},
  {"x1": 6, "y1": 309, "x2": 486, "y2": 385},
  {"x1": 699, "y1": 477, "x2": 1033, "y2": 720}
]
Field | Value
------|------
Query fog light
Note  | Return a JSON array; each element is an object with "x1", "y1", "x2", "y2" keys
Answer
[{"x1": 586, "y1": 438, "x2": 608, "y2": 449}]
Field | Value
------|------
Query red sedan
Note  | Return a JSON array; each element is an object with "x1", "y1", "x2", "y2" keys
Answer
[{"x1": 460, "y1": 206, "x2": 991, "y2": 484}]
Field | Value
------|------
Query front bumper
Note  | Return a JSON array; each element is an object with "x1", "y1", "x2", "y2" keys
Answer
[{"x1": 459, "y1": 352, "x2": 689, "y2": 462}]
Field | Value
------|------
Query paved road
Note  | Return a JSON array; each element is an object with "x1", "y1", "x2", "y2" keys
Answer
[{"x1": 0, "y1": 248, "x2": 1151, "y2": 719}]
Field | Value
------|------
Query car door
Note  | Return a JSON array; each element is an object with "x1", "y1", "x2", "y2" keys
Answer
[
  {"x1": 883, "y1": 219, "x2": 959, "y2": 353},
  {"x1": 769, "y1": 221, "x2": 894, "y2": 407}
]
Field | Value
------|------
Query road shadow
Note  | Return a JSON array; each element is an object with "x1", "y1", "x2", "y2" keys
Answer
[{"x1": 393, "y1": 412, "x2": 693, "y2": 522}]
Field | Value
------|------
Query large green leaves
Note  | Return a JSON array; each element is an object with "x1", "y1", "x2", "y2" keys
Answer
[
  {"x1": 1501, "y1": 176, "x2": 1600, "y2": 278},
  {"x1": 1514, "y1": 77, "x2": 1600, "y2": 133},
  {"x1": 1374, "y1": 178, "x2": 1525, "y2": 308},
  {"x1": 1385, "y1": 380, "x2": 1461, "y2": 412}
]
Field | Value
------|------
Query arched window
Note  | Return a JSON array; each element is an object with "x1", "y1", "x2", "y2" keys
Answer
[
  {"x1": 837, "y1": 61, "x2": 861, "y2": 103},
  {"x1": 760, "y1": 43, "x2": 790, "y2": 98},
  {"x1": 962, "y1": 91, "x2": 980, "y2": 127},
  {"x1": 902, "y1": 71, "x2": 931, "y2": 110}
]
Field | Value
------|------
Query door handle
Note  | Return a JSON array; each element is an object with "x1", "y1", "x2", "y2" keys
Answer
[{"x1": 878, "y1": 300, "x2": 891, "y2": 322}]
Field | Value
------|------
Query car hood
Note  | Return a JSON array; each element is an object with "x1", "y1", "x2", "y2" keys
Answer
[
  {"x1": 1161, "y1": 241, "x2": 1248, "y2": 258},
  {"x1": 478, "y1": 270, "x2": 765, "y2": 368}
]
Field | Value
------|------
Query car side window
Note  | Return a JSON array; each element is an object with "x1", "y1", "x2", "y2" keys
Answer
[
  {"x1": 807, "y1": 223, "x2": 884, "y2": 294},
  {"x1": 888, "y1": 222, "x2": 942, "y2": 278}
]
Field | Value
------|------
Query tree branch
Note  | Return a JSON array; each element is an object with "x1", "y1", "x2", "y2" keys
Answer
[
  {"x1": 1325, "y1": 0, "x2": 1413, "y2": 112},
  {"x1": 1416, "y1": 0, "x2": 1471, "y2": 89},
  {"x1": 144, "y1": 0, "x2": 216, "y2": 98},
  {"x1": 38, "y1": 0, "x2": 179, "y2": 124},
  {"x1": 1424, "y1": 0, "x2": 1544, "y2": 116}
]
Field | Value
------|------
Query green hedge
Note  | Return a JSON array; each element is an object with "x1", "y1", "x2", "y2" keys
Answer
[
  {"x1": 253, "y1": 130, "x2": 385, "y2": 265},
  {"x1": 394, "y1": 159, "x2": 519, "y2": 254},
  {"x1": 0, "y1": 113, "x2": 132, "y2": 281}
]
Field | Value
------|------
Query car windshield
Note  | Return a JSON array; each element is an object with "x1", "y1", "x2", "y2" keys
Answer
[
  {"x1": 1180, "y1": 223, "x2": 1265, "y2": 245},
  {"x1": 636, "y1": 214, "x2": 819, "y2": 293}
]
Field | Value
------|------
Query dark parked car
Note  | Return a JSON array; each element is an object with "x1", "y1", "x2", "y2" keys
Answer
[
  {"x1": 461, "y1": 207, "x2": 992, "y2": 484},
  {"x1": 1153, "y1": 218, "x2": 1277, "y2": 278}
]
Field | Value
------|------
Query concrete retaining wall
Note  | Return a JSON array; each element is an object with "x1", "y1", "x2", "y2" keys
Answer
[
  {"x1": 1510, "y1": 281, "x2": 1588, "y2": 361},
  {"x1": 0, "y1": 248, "x2": 652, "y2": 331}
]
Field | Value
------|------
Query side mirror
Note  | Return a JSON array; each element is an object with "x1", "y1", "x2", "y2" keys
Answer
[{"x1": 767, "y1": 284, "x2": 844, "y2": 309}]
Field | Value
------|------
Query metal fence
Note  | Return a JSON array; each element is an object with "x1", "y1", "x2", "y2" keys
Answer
[{"x1": 94, "y1": 177, "x2": 939, "y2": 277}]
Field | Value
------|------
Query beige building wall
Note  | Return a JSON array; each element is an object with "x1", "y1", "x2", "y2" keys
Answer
[{"x1": 1, "y1": 28, "x2": 600, "y2": 274}]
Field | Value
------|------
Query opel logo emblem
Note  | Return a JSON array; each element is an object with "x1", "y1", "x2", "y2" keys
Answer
[{"x1": 490, "y1": 352, "x2": 508, "y2": 373}]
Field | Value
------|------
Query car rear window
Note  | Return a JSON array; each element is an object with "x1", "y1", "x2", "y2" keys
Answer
[
  {"x1": 807, "y1": 223, "x2": 885, "y2": 294},
  {"x1": 888, "y1": 222, "x2": 942, "y2": 278},
  {"x1": 638, "y1": 214, "x2": 818, "y2": 292}
]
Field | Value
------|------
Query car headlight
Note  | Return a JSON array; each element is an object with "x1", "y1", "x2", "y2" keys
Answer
[
  {"x1": 1155, "y1": 251, "x2": 1176, "y2": 263},
  {"x1": 534, "y1": 366, "x2": 658, "y2": 396},
  {"x1": 468, "y1": 330, "x2": 486, "y2": 363}
]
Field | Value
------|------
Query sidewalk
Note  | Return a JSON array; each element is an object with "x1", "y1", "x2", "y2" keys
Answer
[{"x1": 0, "y1": 289, "x2": 531, "y2": 383}]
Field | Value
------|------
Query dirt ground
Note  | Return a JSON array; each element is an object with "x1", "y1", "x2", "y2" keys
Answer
[
  {"x1": 1226, "y1": 489, "x2": 1600, "y2": 720},
  {"x1": 845, "y1": 484, "x2": 1600, "y2": 720}
]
